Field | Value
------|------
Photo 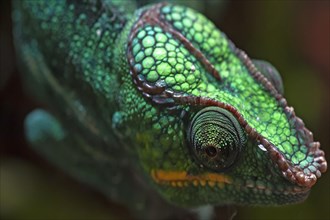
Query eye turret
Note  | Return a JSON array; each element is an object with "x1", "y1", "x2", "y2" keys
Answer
[{"x1": 188, "y1": 107, "x2": 246, "y2": 171}]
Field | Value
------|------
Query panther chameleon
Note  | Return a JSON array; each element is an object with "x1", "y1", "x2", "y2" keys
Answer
[{"x1": 12, "y1": 0, "x2": 327, "y2": 219}]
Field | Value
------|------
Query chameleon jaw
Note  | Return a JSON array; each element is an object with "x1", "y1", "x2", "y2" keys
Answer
[{"x1": 150, "y1": 169, "x2": 311, "y2": 196}]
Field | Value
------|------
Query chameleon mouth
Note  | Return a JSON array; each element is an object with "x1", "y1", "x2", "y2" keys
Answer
[{"x1": 151, "y1": 169, "x2": 310, "y2": 195}]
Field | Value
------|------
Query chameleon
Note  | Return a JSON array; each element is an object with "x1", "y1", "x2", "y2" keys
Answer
[{"x1": 12, "y1": 0, "x2": 327, "y2": 219}]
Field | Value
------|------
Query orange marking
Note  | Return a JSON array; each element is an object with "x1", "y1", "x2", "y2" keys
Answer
[
  {"x1": 151, "y1": 169, "x2": 232, "y2": 187},
  {"x1": 208, "y1": 181, "x2": 216, "y2": 187}
]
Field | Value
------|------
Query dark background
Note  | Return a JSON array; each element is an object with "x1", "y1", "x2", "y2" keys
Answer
[{"x1": 1, "y1": 1, "x2": 329, "y2": 219}]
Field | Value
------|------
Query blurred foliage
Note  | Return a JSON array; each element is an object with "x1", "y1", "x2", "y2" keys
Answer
[{"x1": 1, "y1": 0, "x2": 329, "y2": 220}]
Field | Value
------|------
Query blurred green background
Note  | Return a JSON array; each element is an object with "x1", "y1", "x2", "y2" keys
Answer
[{"x1": 1, "y1": 0, "x2": 329, "y2": 219}]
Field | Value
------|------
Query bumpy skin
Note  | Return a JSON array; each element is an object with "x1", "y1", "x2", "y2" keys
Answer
[{"x1": 13, "y1": 0, "x2": 327, "y2": 212}]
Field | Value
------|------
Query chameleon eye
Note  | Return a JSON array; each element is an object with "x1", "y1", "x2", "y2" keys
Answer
[
  {"x1": 188, "y1": 107, "x2": 246, "y2": 171},
  {"x1": 252, "y1": 59, "x2": 284, "y2": 95}
]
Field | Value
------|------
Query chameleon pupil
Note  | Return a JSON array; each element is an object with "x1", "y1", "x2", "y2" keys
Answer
[{"x1": 205, "y1": 145, "x2": 217, "y2": 157}]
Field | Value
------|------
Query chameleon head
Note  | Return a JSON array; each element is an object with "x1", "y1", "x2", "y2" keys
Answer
[{"x1": 122, "y1": 3, "x2": 327, "y2": 207}]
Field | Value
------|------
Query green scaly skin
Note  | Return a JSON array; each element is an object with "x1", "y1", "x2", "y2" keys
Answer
[{"x1": 12, "y1": 0, "x2": 327, "y2": 215}]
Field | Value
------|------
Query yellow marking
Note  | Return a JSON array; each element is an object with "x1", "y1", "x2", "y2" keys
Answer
[
  {"x1": 208, "y1": 181, "x2": 216, "y2": 187},
  {"x1": 151, "y1": 169, "x2": 232, "y2": 188}
]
